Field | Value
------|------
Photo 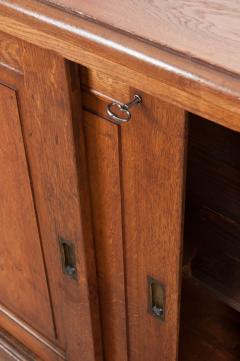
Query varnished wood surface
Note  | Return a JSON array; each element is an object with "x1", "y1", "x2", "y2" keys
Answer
[
  {"x1": 19, "y1": 44, "x2": 102, "y2": 361},
  {"x1": 42, "y1": 0, "x2": 240, "y2": 77},
  {"x1": 0, "y1": 32, "x2": 21, "y2": 72},
  {"x1": 0, "y1": 349, "x2": 16, "y2": 361},
  {"x1": 120, "y1": 91, "x2": 187, "y2": 361},
  {"x1": 0, "y1": 41, "x2": 66, "y2": 361},
  {"x1": 0, "y1": 83, "x2": 56, "y2": 339},
  {"x1": 0, "y1": 304, "x2": 64, "y2": 361},
  {"x1": 1, "y1": 2, "x2": 240, "y2": 131},
  {"x1": 0, "y1": 37, "x2": 102, "y2": 360},
  {"x1": 81, "y1": 73, "x2": 188, "y2": 360},
  {"x1": 0, "y1": 329, "x2": 40, "y2": 361},
  {"x1": 83, "y1": 111, "x2": 128, "y2": 361},
  {"x1": 179, "y1": 278, "x2": 240, "y2": 361}
]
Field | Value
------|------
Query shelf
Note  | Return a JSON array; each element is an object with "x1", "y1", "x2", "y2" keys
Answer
[
  {"x1": 179, "y1": 278, "x2": 240, "y2": 361},
  {"x1": 183, "y1": 204, "x2": 240, "y2": 312},
  {"x1": 192, "y1": 252, "x2": 240, "y2": 312}
]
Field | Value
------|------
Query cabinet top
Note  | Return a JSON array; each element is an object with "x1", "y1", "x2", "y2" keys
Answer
[
  {"x1": 1, "y1": 0, "x2": 240, "y2": 131},
  {"x1": 42, "y1": 0, "x2": 240, "y2": 77}
]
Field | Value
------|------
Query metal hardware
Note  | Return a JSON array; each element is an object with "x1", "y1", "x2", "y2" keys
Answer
[
  {"x1": 148, "y1": 276, "x2": 165, "y2": 321},
  {"x1": 59, "y1": 237, "x2": 77, "y2": 279},
  {"x1": 107, "y1": 94, "x2": 142, "y2": 125}
]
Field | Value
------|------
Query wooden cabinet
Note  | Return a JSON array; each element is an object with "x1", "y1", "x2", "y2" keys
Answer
[
  {"x1": 0, "y1": 81, "x2": 57, "y2": 348},
  {"x1": 0, "y1": 1, "x2": 240, "y2": 360},
  {"x1": 81, "y1": 69, "x2": 187, "y2": 361},
  {"x1": 0, "y1": 32, "x2": 188, "y2": 361},
  {"x1": 0, "y1": 34, "x2": 102, "y2": 361}
]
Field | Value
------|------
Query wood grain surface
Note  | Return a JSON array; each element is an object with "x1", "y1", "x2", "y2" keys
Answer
[
  {"x1": 0, "y1": 32, "x2": 21, "y2": 72},
  {"x1": 0, "y1": 38, "x2": 103, "y2": 360},
  {"x1": 43, "y1": 0, "x2": 240, "y2": 76},
  {"x1": 0, "y1": 329, "x2": 40, "y2": 361},
  {"x1": 81, "y1": 70, "x2": 188, "y2": 360},
  {"x1": 18, "y1": 43, "x2": 102, "y2": 361},
  {"x1": 0, "y1": 41, "x2": 66, "y2": 360},
  {"x1": 1, "y1": 1, "x2": 240, "y2": 132},
  {"x1": 0, "y1": 84, "x2": 56, "y2": 340},
  {"x1": 120, "y1": 91, "x2": 187, "y2": 361},
  {"x1": 83, "y1": 111, "x2": 128, "y2": 361}
]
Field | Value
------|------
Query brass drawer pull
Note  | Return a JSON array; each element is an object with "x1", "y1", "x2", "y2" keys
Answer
[
  {"x1": 59, "y1": 236, "x2": 77, "y2": 280},
  {"x1": 107, "y1": 94, "x2": 142, "y2": 125}
]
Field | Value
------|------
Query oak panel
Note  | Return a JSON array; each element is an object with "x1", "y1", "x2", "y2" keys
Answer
[
  {"x1": 0, "y1": 84, "x2": 55, "y2": 339},
  {"x1": 0, "y1": 31, "x2": 21, "y2": 72},
  {"x1": 81, "y1": 72, "x2": 188, "y2": 360},
  {"x1": 43, "y1": 0, "x2": 240, "y2": 76},
  {"x1": 0, "y1": 328, "x2": 40, "y2": 361},
  {"x1": 19, "y1": 44, "x2": 102, "y2": 361},
  {"x1": 1, "y1": 0, "x2": 240, "y2": 132},
  {"x1": 81, "y1": 67, "x2": 129, "y2": 103},
  {"x1": 120, "y1": 92, "x2": 187, "y2": 361},
  {"x1": 0, "y1": 305, "x2": 64, "y2": 361},
  {"x1": 83, "y1": 111, "x2": 128, "y2": 361}
]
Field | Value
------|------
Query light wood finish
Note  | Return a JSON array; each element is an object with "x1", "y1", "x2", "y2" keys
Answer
[
  {"x1": 121, "y1": 91, "x2": 187, "y2": 361},
  {"x1": 0, "y1": 46, "x2": 65, "y2": 360},
  {"x1": 1, "y1": 1, "x2": 238, "y2": 360},
  {"x1": 81, "y1": 67, "x2": 130, "y2": 104},
  {"x1": 0, "y1": 304, "x2": 64, "y2": 361},
  {"x1": 18, "y1": 43, "x2": 102, "y2": 361},
  {"x1": 0, "y1": 83, "x2": 55, "y2": 339},
  {"x1": 0, "y1": 37, "x2": 102, "y2": 360},
  {"x1": 0, "y1": 32, "x2": 21, "y2": 72},
  {"x1": 83, "y1": 111, "x2": 128, "y2": 361},
  {"x1": 0, "y1": 1, "x2": 240, "y2": 132},
  {"x1": 81, "y1": 82, "x2": 187, "y2": 361},
  {"x1": 44, "y1": 0, "x2": 240, "y2": 76}
]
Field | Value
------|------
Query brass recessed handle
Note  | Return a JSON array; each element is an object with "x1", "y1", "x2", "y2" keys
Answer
[
  {"x1": 148, "y1": 276, "x2": 165, "y2": 321},
  {"x1": 107, "y1": 94, "x2": 142, "y2": 125},
  {"x1": 59, "y1": 236, "x2": 77, "y2": 280}
]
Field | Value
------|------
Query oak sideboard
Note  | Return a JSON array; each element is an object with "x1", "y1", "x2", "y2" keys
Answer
[{"x1": 0, "y1": 1, "x2": 239, "y2": 360}]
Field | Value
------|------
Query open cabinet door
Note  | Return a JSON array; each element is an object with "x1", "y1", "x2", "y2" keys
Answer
[{"x1": 0, "y1": 35, "x2": 102, "y2": 361}]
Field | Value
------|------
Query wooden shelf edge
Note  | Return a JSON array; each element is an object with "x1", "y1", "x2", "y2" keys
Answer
[
  {"x1": 1, "y1": 1, "x2": 240, "y2": 131},
  {"x1": 179, "y1": 277, "x2": 240, "y2": 361}
]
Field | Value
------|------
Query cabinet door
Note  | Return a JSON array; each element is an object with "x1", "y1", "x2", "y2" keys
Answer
[
  {"x1": 81, "y1": 69, "x2": 188, "y2": 361},
  {"x1": 0, "y1": 76, "x2": 56, "y2": 345},
  {"x1": 120, "y1": 93, "x2": 187, "y2": 361},
  {"x1": 0, "y1": 33, "x2": 102, "y2": 361}
]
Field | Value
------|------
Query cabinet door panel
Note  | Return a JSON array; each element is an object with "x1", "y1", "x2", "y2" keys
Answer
[
  {"x1": 83, "y1": 111, "x2": 128, "y2": 361},
  {"x1": 0, "y1": 84, "x2": 55, "y2": 339},
  {"x1": 81, "y1": 74, "x2": 187, "y2": 361},
  {"x1": 0, "y1": 34, "x2": 102, "y2": 361},
  {"x1": 18, "y1": 44, "x2": 102, "y2": 361},
  {"x1": 121, "y1": 91, "x2": 187, "y2": 361}
]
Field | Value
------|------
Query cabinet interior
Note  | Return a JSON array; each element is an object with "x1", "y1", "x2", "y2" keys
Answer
[{"x1": 180, "y1": 114, "x2": 240, "y2": 360}]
